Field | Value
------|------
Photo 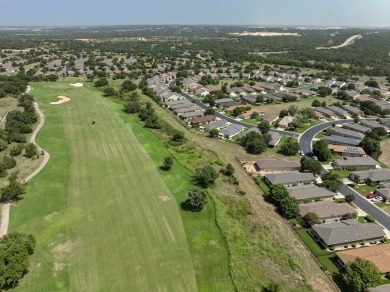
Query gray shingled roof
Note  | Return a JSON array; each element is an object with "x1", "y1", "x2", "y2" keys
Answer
[
  {"x1": 203, "y1": 119, "x2": 228, "y2": 131},
  {"x1": 221, "y1": 124, "x2": 244, "y2": 137},
  {"x1": 333, "y1": 156, "x2": 379, "y2": 168},
  {"x1": 350, "y1": 169, "x2": 390, "y2": 183},
  {"x1": 323, "y1": 135, "x2": 361, "y2": 146},
  {"x1": 343, "y1": 123, "x2": 371, "y2": 134},
  {"x1": 264, "y1": 172, "x2": 315, "y2": 185},
  {"x1": 375, "y1": 188, "x2": 390, "y2": 200},
  {"x1": 332, "y1": 127, "x2": 365, "y2": 139},
  {"x1": 312, "y1": 219, "x2": 385, "y2": 246},
  {"x1": 300, "y1": 201, "x2": 356, "y2": 219},
  {"x1": 255, "y1": 159, "x2": 300, "y2": 170},
  {"x1": 286, "y1": 185, "x2": 335, "y2": 200},
  {"x1": 369, "y1": 284, "x2": 390, "y2": 292}
]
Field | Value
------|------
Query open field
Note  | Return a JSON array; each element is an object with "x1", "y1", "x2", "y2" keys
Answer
[
  {"x1": 137, "y1": 92, "x2": 338, "y2": 291},
  {"x1": 10, "y1": 81, "x2": 201, "y2": 291}
]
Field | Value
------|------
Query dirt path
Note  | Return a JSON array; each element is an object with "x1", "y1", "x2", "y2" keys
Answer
[
  {"x1": 316, "y1": 34, "x2": 362, "y2": 50},
  {"x1": 0, "y1": 86, "x2": 50, "y2": 237}
]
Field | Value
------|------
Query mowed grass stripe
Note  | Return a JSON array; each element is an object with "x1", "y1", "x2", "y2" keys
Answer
[{"x1": 13, "y1": 82, "x2": 197, "y2": 291}]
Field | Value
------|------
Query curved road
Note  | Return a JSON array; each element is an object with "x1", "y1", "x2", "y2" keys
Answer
[
  {"x1": 299, "y1": 120, "x2": 390, "y2": 231},
  {"x1": 180, "y1": 92, "x2": 299, "y2": 138},
  {"x1": 0, "y1": 88, "x2": 50, "y2": 237}
]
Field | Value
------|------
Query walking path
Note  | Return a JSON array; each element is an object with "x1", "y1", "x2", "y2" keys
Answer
[{"x1": 0, "y1": 86, "x2": 49, "y2": 237}]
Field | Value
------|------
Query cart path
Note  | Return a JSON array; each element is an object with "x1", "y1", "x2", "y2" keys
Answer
[{"x1": 0, "y1": 86, "x2": 50, "y2": 237}]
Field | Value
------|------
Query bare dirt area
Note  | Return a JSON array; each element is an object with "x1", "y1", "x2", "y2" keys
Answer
[
  {"x1": 379, "y1": 140, "x2": 390, "y2": 167},
  {"x1": 70, "y1": 83, "x2": 83, "y2": 87},
  {"x1": 230, "y1": 31, "x2": 300, "y2": 37},
  {"x1": 316, "y1": 34, "x2": 362, "y2": 50},
  {"x1": 50, "y1": 96, "x2": 70, "y2": 105}
]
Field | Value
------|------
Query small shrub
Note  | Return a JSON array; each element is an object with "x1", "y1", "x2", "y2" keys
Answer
[
  {"x1": 10, "y1": 144, "x2": 24, "y2": 157},
  {"x1": 365, "y1": 215, "x2": 376, "y2": 223},
  {"x1": 329, "y1": 247, "x2": 335, "y2": 251},
  {"x1": 344, "y1": 245, "x2": 349, "y2": 248},
  {"x1": 352, "y1": 244, "x2": 356, "y2": 248},
  {"x1": 2, "y1": 156, "x2": 16, "y2": 170}
]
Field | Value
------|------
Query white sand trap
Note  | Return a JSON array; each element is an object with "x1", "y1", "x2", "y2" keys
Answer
[
  {"x1": 70, "y1": 83, "x2": 83, "y2": 87},
  {"x1": 50, "y1": 96, "x2": 70, "y2": 105}
]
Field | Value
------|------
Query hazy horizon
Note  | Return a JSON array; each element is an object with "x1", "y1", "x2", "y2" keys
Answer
[{"x1": 2, "y1": 0, "x2": 390, "y2": 27}]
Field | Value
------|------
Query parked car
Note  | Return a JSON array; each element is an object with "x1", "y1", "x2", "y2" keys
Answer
[{"x1": 312, "y1": 156, "x2": 318, "y2": 161}]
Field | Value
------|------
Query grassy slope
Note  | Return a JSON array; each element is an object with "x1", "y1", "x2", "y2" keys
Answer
[{"x1": 10, "y1": 81, "x2": 198, "y2": 291}]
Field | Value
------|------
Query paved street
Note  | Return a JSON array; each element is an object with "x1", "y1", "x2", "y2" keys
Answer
[{"x1": 299, "y1": 120, "x2": 390, "y2": 231}]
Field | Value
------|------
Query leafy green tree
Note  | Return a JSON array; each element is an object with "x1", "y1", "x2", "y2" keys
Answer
[
  {"x1": 204, "y1": 107, "x2": 215, "y2": 115},
  {"x1": 278, "y1": 196, "x2": 300, "y2": 219},
  {"x1": 222, "y1": 163, "x2": 235, "y2": 176},
  {"x1": 345, "y1": 194, "x2": 355, "y2": 203},
  {"x1": 364, "y1": 79, "x2": 379, "y2": 88},
  {"x1": 278, "y1": 138, "x2": 300, "y2": 156},
  {"x1": 195, "y1": 165, "x2": 219, "y2": 187},
  {"x1": 279, "y1": 109, "x2": 289, "y2": 118},
  {"x1": 262, "y1": 281, "x2": 281, "y2": 292},
  {"x1": 258, "y1": 120, "x2": 270, "y2": 134},
  {"x1": 1, "y1": 175, "x2": 25, "y2": 202},
  {"x1": 301, "y1": 157, "x2": 322, "y2": 175},
  {"x1": 94, "y1": 78, "x2": 108, "y2": 87},
  {"x1": 123, "y1": 101, "x2": 141, "y2": 113},
  {"x1": 321, "y1": 172, "x2": 342, "y2": 192},
  {"x1": 103, "y1": 86, "x2": 116, "y2": 96},
  {"x1": 0, "y1": 232, "x2": 36, "y2": 289},
  {"x1": 2, "y1": 156, "x2": 16, "y2": 170},
  {"x1": 318, "y1": 86, "x2": 332, "y2": 97},
  {"x1": 344, "y1": 258, "x2": 382, "y2": 292},
  {"x1": 187, "y1": 188, "x2": 207, "y2": 211},
  {"x1": 0, "y1": 139, "x2": 7, "y2": 152},
  {"x1": 311, "y1": 99, "x2": 321, "y2": 107},
  {"x1": 9, "y1": 144, "x2": 24, "y2": 157},
  {"x1": 302, "y1": 212, "x2": 321, "y2": 227},
  {"x1": 313, "y1": 140, "x2": 332, "y2": 162},
  {"x1": 162, "y1": 156, "x2": 173, "y2": 171},
  {"x1": 24, "y1": 143, "x2": 37, "y2": 158},
  {"x1": 288, "y1": 105, "x2": 298, "y2": 117},
  {"x1": 361, "y1": 137, "x2": 381, "y2": 159},
  {"x1": 121, "y1": 80, "x2": 137, "y2": 92},
  {"x1": 268, "y1": 184, "x2": 289, "y2": 204},
  {"x1": 209, "y1": 128, "x2": 219, "y2": 138},
  {"x1": 171, "y1": 131, "x2": 185, "y2": 143}
]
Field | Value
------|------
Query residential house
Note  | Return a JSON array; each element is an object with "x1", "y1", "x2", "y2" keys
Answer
[
  {"x1": 369, "y1": 284, "x2": 390, "y2": 292},
  {"x1": 375, "y1": 188, "x2": 390, "y2": 202},
  {"x1": 189, "y1": 115, "x2": 216, "y2": 126},
  {"x1": 254, "y1": 159, "x2": 301, "y2": 172},
  {"x1": 264, "y1": 172, "x2": 316, "y2": 187},
  {"x1": 219, "y1": 101, "x2": 241, "y2": 109},
  {"x1": 278, "y1": 116, "x2": 294, "y2": 129},
  {"x1": 219, "y1": 124, "x2": 244, "y2": 139},
  {"x1": 336, "y1": 244, "x2": 390, "y2": 276},
  {"x1": 311, "y1": 219, "x2": 385, "y2": 248},
  {"x1": 331, "y1": 128, "x2": 365, "y2": 140},
  {"x1": 202, "y1": 119, "x2": 228, "y2": 132},
  {"x1": 360, "y1": 120, "x2": 390, "y2": 133},
  {"x1": 269, "y1": 132, "x2": 282, "y2": 147},
  {"x1": 333, "y1": 156, "x2": 379, "y2": 170},
  {"x1": 238, "y1": 109, "x2": 261, "y2": 120},
  {"x1": 328, "y1": 145, "x2": 366, "y2": 157},
  {"x1": 300, "y1": 201, "x2": 356, "y2": 221},
  {"x1": 342, "y1": 105, "x2": 363, "y2": 117},
  {"x1": 380, "y1": 118, "x2": 390, "y2": 128},
  {"x1": 179, "y1": 111, "x2": 204, "y2": 120},
  {"x1": 327, "y1": 106, "x2": 349, "y2": 118},
  {"x1": 349, "y1": 169, "x2": 390, "y2": 184},
  {"x1": 230, "y1": 73, "x2": 239, "y2": 79},
  {"x1": 262, "y1": 113, "x2": 279, "y2": 124},
  {"x1": 313, "y1": 107, "x2": 337, "y2": 118},
  {"x1": 346, "y1": 91, "x2": 360, "y2": 99},
  {"x1": 286, "y1": 185, "x2": 336, "y2": 201},
  {"x1": 264, "y1": 93, "x2": 283, "y2": 103},
  {"x1": 169, "y1": 102, "x2": 194, "y2": 110},
  {"x1": 323, "y1": 135, "x2": 361, "y2": 147},
  {"x1": 342, "y1": 123, "x2": 371, "y2": 134},
  {"x1": 195, "y1": 87, "x2": 210, "y2": 97},
  {"x1": 215, "y1": 98, "x2": 234, "y2": 106},
  {"x1": 241, "y1": 95, "x2": 257, "y2": 105},
  {"x1": 174, "y1": 106, "x2": 202, "y2": 115}
]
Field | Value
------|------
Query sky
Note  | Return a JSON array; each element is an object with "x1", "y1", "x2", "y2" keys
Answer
[{"x1": 2, "y1": 0, "x2": 390, "y2": 27}]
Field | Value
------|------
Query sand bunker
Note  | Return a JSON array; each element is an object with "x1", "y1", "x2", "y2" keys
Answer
[
  {"x1": 70, "y1": 83, "x2": 83, "y2": 87},
  {"x1": 50, "y1": 96, "x2": 70, "y2": 105}
]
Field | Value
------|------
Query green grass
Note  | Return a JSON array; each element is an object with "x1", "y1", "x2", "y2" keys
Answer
[
  {"x1": 330, "y1": 169, "x2": 352, "y2": 179},
  {"x1": 294, "y1": 228, "x2": 341, "y2": 276},
  {"x1": 294, "y1": 120, "x2": 322, "y2": 134},
  {"x1": 353, "y1": 184, "x2": 377, "y2": 197},
  {"x1": 9, "y1": 81, "x2": 232, "y2": 291}
]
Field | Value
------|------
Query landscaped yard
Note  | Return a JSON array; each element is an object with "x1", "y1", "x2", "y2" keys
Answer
[
  {"x1": 294, "y1": 119, "x2": 322, "y2": 133},
  {"x1": 375, "y1": 202, "x2": 390, "y2": 215},
  {"x1": 330, "y1": 169, "x2": 352, "y2": 179},
  {"x1": 9, "y1": 80, "x2": 233, "y2": 291},
  {"x1": 353, "y1": 184, "x2": 377, "y2": 197}
]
